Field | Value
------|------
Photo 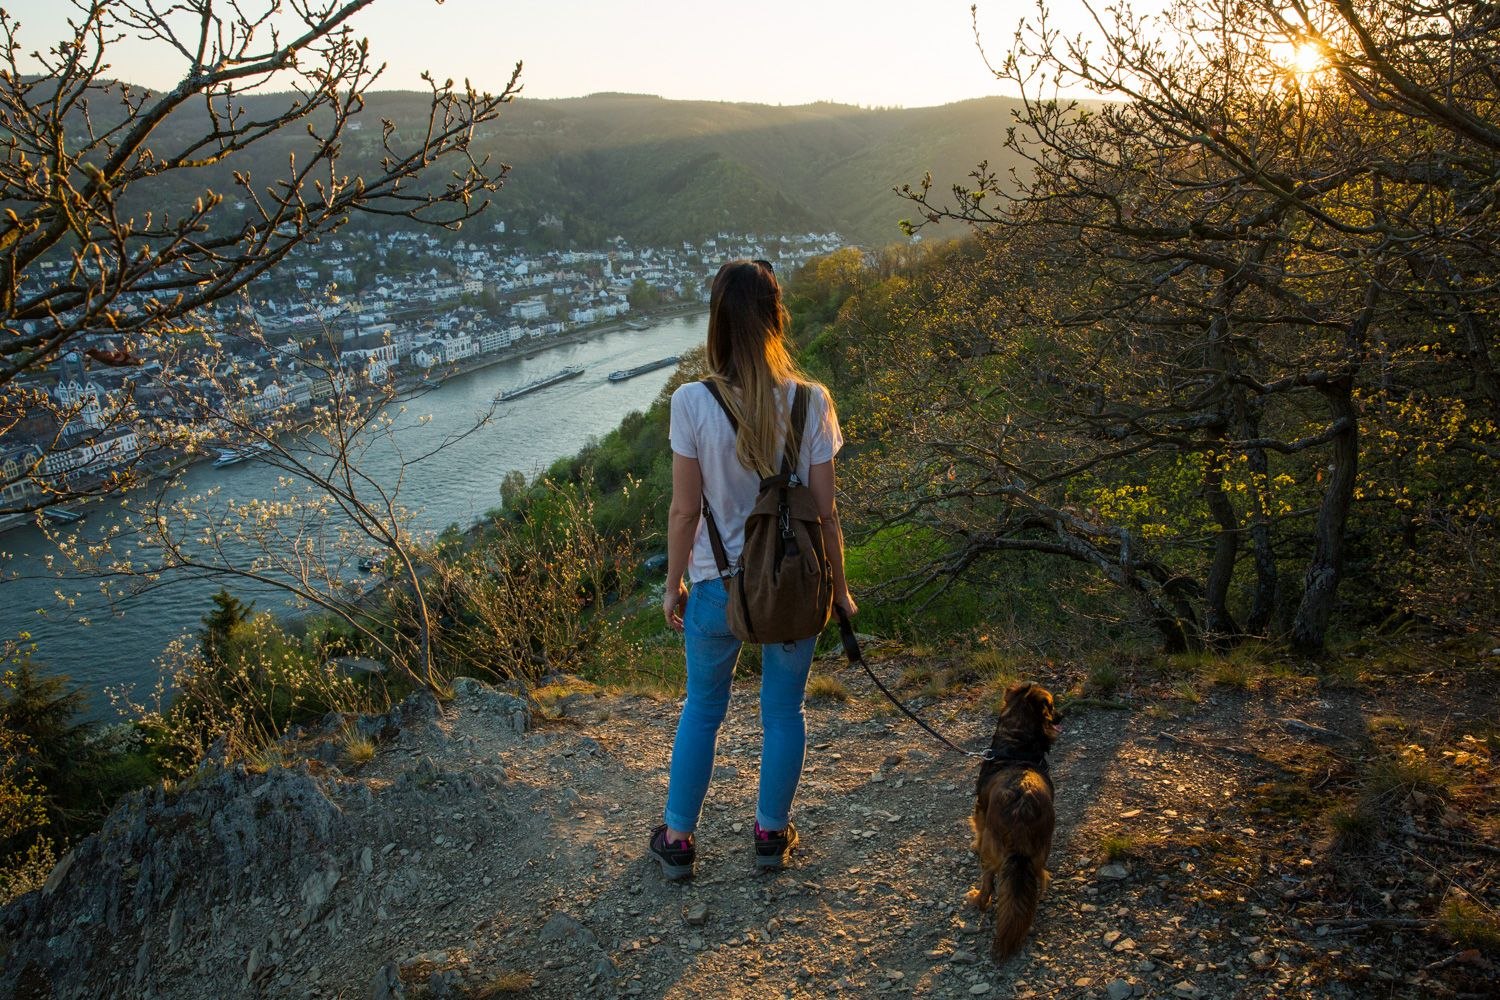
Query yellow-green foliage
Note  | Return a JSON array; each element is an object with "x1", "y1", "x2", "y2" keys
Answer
[
  {"x1": 0, "y1": 726, "x2": 55, "y2": 905},
  {"x1": 1440, "y1": 895, "x2": 1500, "y2": 952},
  {"x1": 434, "y1": 481, "x2": 642, "y2": 687},
  {"x1": 123, "y1": 612, "x2": 387, "y2": 776},
  {"x1": 1099, "y1": 832, "x2": 1135, "y2": 862}
]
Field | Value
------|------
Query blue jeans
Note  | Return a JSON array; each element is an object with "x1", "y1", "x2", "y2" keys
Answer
[{"x1": 663, "y1": 576, "x2": 816, "y2": 834}]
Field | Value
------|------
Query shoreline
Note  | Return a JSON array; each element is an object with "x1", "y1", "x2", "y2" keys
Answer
[
  {"x1": 0, "y1": 305, "x2": 706, "y2": 538},
  {"x1": 413, "y1": 302, "x2": 704, "y2": 388}
]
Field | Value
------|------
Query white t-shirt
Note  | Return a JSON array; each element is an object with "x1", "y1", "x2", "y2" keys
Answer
[{"x1": 670, "y1": 380, "x2": 844, "y2": 584}]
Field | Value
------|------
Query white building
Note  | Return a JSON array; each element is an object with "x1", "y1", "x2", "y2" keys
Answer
[
  {"x1": 1, "y1": 444, "x2": 43, "y2": 506},
  {"x1": 512, "y1": 297, "x2": 547, "y2": 321},
  {"x1": 52, "y1": 379, "x2": 107, "y2": 431},
  {"x1": 40, "y1": 431, "x2": 141, "y2": 482}
]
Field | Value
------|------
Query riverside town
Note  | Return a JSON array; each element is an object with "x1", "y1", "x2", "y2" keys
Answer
[{"x1": 0, "y1": 229, "x2": 845, "y2": 531}]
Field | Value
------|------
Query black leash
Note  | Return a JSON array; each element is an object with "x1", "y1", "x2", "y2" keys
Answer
[{"x1": 834, "y1": 607, "x2": 999, "y2": 763}]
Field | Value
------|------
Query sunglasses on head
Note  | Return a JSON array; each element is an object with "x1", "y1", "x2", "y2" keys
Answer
[{"x1": 752, "y1": 258, "x2": 773, "y2": 273}]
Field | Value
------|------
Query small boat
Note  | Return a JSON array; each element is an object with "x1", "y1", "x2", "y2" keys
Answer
[
  {"x1": 608, "y1": 356, "x2": 680, "y2": 382},
  {"x1": 497, "y1": 365, "x2": 584, "y2": 402},
  {"x1": 212, "y1": 441, "x2": 272, "y2": 468},
  {"x1": 359, "y1": 556, "x2": 382, "y2": 573},
  {"x1": 40, "y1": 506, "x2": 86, "y2": 525}
]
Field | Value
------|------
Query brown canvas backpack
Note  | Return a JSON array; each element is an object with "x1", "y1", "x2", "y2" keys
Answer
[{"x1": 699, "y1": 380, "x2": 834, "y2": 644}]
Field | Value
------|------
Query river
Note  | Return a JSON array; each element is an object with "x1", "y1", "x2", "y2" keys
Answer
[{"x1": 0, "y1": 312, "x2": 708, "y2": 716}]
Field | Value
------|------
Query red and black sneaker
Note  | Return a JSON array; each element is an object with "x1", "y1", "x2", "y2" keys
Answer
[
  {"x1": 648, "y1": 824, "x2": 695, "y2": 880},
  {"x1": 753, "y1": 820, "x2": 798, "y2": 871}
]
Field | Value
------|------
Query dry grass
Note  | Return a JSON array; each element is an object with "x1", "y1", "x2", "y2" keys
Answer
[
  {"x1": 1085, "y1": 660, "x2": 1123, "y2": 697},
  {"x1": 966, "y1": 647, "x2": 1022, "y2": 685},
  {"x1": 898, "y1": 664, "x2": 932, "y2": 690},
  {"x1": 340, "y1": 723, "x2": 376, "y2": 766},
  {"x1": 807, "y1": 673, "x2": 849, "y2": 703},
  {"x1": 1171, "y1": 679, "x2": 1202, "y2": 703},
  {"x1": 1206, "y1": 657, "x2": 1256, "y2": 689},
  {"x1": 921, "y1": 669, "x2": 960, "y2": 699},
  {"x1": 466, "y1": 971, "x2": 536, "y2": 996},
  {"x1": 1324, "y1": 802, "x2": 1378, "y2": 853}
]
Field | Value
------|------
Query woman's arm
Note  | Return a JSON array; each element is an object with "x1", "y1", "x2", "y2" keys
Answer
[
  {"x1": 663, "y1": 452, "x2": 703, "y2": 631},
  {"x1": 808, "y1": 458, "x2": 857, "y2": 617}
]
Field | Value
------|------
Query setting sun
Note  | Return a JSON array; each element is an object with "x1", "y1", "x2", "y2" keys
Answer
[{"x1": 1270, "y1": 38, "x2": 1328, "y2": 80}]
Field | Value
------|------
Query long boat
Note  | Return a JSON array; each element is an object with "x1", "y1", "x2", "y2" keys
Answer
[
  {"x1": 608, "y1": 355, "x2": 680, "y2": 382},
  {"x1": 496, "y1": 365, "x2": 584, "y2": 402},
  {"x1": 212, "y1": 441, "x2": 272, "y2": 468}
]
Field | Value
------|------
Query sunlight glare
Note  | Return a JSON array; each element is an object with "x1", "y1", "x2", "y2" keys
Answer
[{"x1": 1269, "y1": 39, "x2": 1327, "y2": 81}]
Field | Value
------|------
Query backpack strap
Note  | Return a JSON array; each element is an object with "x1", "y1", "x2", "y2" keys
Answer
[
  {"x1": 698, "y1": 381, "x2": 737, "y2": 577},
  {"x1": 781, "y1": 384, "x2": 810, "y2": 481},
  {"x1": 701, "y1": 379, "x2": 739, "y2": 432}
]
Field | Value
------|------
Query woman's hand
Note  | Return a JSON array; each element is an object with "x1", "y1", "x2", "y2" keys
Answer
[
  {"x1": 834, "y1": 589, "x2": 858, "y2": 620},
  {"x1": 663, "y1": 578, "x2": 689, "y2": 632}
]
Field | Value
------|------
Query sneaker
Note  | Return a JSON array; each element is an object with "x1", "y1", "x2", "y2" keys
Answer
[
  {"x1": 753, "y1": 820, "x2": 798, "y2": 871},
  {"x1": 648, "y1": 824, "x2": 695, "y2": 880}
]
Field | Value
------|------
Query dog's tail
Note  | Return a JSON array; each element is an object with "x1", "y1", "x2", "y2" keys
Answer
[{"x1": 991, "y1": 851, "x2": 1041, "y2": 958}]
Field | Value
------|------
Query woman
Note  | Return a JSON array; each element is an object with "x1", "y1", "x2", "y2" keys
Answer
[{"x1": 650, "y1": 258, "x2": 855, "y2": 879}]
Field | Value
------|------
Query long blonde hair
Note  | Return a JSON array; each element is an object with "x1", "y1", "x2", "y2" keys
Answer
[{"x1": 704, "y1": 259, "x2": 815, "y2": 476}]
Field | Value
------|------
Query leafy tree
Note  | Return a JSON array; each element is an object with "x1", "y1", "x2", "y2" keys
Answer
[
  {"x1": 0, "y1": 0, "x2": 519, "y2": 516},
  {"x1": 889, "y1": 0, "x2": 1500, "y2": 652},
  {"x1": 0, "y1": 648, "x2": 151, "y2": 851},
  {"x1": 627, "y1": 278, "x2": 662, "y2": 310},
  {"x1": 201, "y1": 589, "x2": 255, "y2": 671},
  {"x1": 0, "y1": 725, "x2": 53, "y2": 905}
]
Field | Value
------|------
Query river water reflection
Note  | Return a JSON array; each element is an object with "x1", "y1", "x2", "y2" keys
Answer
[{"x1": 0, "y1": 313, "x2": 707, "y2": 714}]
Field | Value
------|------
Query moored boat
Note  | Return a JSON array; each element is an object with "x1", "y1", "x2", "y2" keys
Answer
[{"x1": 212, "y1": 441, "x2": 272, "y2": 468}]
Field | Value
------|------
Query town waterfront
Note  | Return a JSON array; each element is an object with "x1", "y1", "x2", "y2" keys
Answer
[{"x1": 0, "y1": 313, "x2": 709, "y2": 716}]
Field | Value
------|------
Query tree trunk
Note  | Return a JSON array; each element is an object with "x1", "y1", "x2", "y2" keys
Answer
[
  {"x1": 1243, "y1": 439, "x2": 1279, "y2": 636},
  {"x1": 1202, "y1": 452, "x2": 1242, "y2": 646},
  {"x1": 1291, "y1": 379, "x2": 1359, "y2": 653}
]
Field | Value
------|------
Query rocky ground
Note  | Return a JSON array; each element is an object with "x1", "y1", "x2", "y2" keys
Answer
[{"x1": 2, "y1": 634, "x2": 1496, "y2": 999}]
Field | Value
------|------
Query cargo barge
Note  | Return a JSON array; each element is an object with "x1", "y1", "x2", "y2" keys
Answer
[
  {"x1": 496, "y1": 365, "x2": 585, "y2": 401},
  {"x1": 607, "y1": 356, "x2": 680, "y2": 382}
]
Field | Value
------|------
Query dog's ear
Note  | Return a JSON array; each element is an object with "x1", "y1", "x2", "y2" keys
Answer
[
  {"x1": 999, "y1": 681, "x2": 1033, "y2": 715},
  {"x1": 1027, "y1": 685, "x2": 1059, "y2": 723}
]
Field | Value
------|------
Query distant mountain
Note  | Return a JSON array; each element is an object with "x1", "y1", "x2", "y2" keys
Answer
[
  {"x1": 466, "y1": 93, "x2": 1021, "y2": 246},
  {"x1": 54, "y1": 87, "x2": 1026, "y2": 248}
]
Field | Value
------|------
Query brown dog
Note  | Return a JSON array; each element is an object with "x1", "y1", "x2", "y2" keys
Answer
[{"x1": 969, "y1": 682, "x2": 1062, "y2": 958}]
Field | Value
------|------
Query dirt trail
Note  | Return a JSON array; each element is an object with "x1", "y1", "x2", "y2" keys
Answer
[{"x1": 5, "y1": 638, "x2": 1495, "y2": 999}]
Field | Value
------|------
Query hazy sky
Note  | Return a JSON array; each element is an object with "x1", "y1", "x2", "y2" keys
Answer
[{"x1": 4, "y1": 0, "x2": 1098, "y2": 107}]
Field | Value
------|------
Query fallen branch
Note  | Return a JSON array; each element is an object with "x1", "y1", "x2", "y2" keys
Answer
[
  {"x1": 1309, "y1": 916, "x2": 1432, "y2": 930},
  {"x1": 1409, "y1": 832, "x2": 1500, "y2": 858}
]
